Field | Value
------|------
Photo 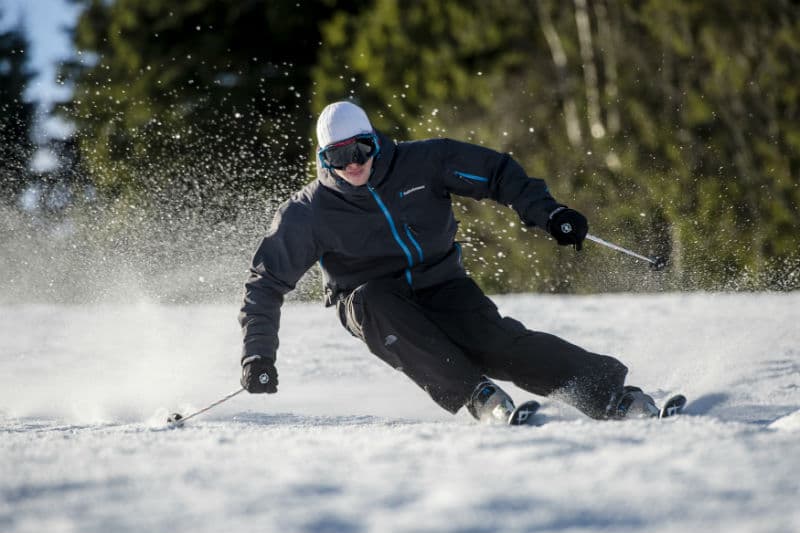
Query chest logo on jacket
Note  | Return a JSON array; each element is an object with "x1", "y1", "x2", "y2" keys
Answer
[{"x1": 400, "y1": 185, "x2": 426, "y2": 198}]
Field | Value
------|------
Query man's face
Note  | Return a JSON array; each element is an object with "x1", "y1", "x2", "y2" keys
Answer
[
  {"x1": 334, "y1": 157, "x2": 374, "y2": 187},
  {"x1": 320, "y1": 134, "x2": 377, "y2": 187}
]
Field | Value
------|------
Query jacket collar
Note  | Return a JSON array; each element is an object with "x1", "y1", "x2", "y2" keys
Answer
[{"x1": 317, "y1": 131, "x2": 396, "y2": 195}]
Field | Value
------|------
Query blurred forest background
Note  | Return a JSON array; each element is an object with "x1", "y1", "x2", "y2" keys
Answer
[{"x1": 1, "y1": 0, "x2": 799, "y2": 303}]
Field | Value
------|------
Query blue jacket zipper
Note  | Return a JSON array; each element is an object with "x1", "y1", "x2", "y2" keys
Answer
[
  {"x1": 454, "y1": 170, "x2": 489, "y2": 183},
  {"x1": 404, "y1": 224, "x2": 424, "y2": 262},
  {"x1": 368, "y1": 184, "x2": 414, "y2": 285}
]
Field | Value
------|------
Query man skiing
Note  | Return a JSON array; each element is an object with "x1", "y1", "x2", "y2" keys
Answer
[{"x1": 238, "y1": 100, "x2": 659, "y2": 424}]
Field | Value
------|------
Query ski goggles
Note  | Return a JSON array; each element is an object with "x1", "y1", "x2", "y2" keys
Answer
[{"x1": 318, "y1": 133, "x2": 379, "y2": 170}]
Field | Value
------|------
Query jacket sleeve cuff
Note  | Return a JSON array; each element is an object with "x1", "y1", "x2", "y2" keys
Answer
[{"x1": 241, "y1": 346, "x2": 277, "y2": 364}]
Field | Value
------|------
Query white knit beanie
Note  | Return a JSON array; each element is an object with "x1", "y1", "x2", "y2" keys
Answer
[{"x1": 316, "y1": 101, "x2": 373, "y2": 148}]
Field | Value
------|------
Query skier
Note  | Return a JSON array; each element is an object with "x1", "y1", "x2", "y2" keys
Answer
[{"x1": 238, "y1": 101, "x2": 659, "y2": 424}]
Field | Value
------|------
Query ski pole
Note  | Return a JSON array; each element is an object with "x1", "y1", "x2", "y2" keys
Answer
[
  {"x1": 167, "y1": 387, "x2": 245, "y2": 427},
  {"x1": 586, "y1": 233, "x2": 667, "y2": 271}
]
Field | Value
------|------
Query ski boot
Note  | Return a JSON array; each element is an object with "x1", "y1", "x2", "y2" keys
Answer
[
  {"x1": 606, "y1": 385, "x2": 660, "y2": 419},
  {"x1": 466, "y1": 378, "x2": 516, "y2": 424}
]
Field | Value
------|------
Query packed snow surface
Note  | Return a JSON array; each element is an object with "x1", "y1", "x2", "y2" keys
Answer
[{"x1": 2, "y1": 292, "x2": 799, "y2": 532}]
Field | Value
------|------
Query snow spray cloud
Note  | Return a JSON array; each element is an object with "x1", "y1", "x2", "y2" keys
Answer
[
  {"x1": 0, "y1": 303, "x2": 245, "y2": 423},
  {"x1": 0, "y1": 90, "x2": 323, "y2": 305},
  {"x1": 0, "y1": 82, "x2": 325, "y2": 422}
]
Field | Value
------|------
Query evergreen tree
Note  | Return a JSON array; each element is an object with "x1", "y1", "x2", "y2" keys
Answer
[
  {"x1": 61, "y1": 0, "x2": 359, "y2": 216},
  {"x1": 0, "y1": 10, "x2": 36, "y2": 203}
]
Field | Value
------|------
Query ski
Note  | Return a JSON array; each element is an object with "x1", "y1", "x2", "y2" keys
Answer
[
  {"x1": 508, "y1": 400, "x2": 541, "y2": 426},
  {"x1": 659, "y1": 394, "x2": 687, "y2": 419}
]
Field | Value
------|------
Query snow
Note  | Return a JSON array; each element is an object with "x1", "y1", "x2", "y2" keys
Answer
[{"x1": 2, "y1": 292, "x2": 799, "y2": 532}]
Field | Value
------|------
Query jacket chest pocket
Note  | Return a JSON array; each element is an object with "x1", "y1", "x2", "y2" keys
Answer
[
  {"x1": 396, "y1": 188, "x2": 443, "y2": 230},
  {"x1": 397, "y1": 192, "x2": 455, "y2": 259}
]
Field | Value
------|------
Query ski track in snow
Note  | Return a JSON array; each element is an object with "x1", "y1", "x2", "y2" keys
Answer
[{"x1": 1, "y1": 293, "x2": 799, "y2": 533}]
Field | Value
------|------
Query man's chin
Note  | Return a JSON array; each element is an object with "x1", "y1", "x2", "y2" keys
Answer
[{"x1": 343, "y1": 173, "x2": 369, "y2": 186}]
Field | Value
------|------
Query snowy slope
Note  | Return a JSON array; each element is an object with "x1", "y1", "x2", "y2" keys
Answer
[{"x1": 1, "y1": 293, "x2": 799, "y2": 533}]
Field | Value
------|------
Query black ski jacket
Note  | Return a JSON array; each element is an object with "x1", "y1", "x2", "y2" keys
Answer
[{"x1": 239, "y1": 132, "x2": 562, "y2": 360}]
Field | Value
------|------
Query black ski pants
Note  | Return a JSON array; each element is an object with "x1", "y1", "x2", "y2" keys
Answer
[{"x1": 336, "y1": 276, "x2": 628, "y2": 419}]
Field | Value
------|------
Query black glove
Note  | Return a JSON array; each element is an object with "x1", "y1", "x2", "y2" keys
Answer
[
  {"x1": 547, "y1": 207, "x2": 588, "y2": 250},
  {"x1": 240, "y1": 355, "x2": 278, "y2": 393}
]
